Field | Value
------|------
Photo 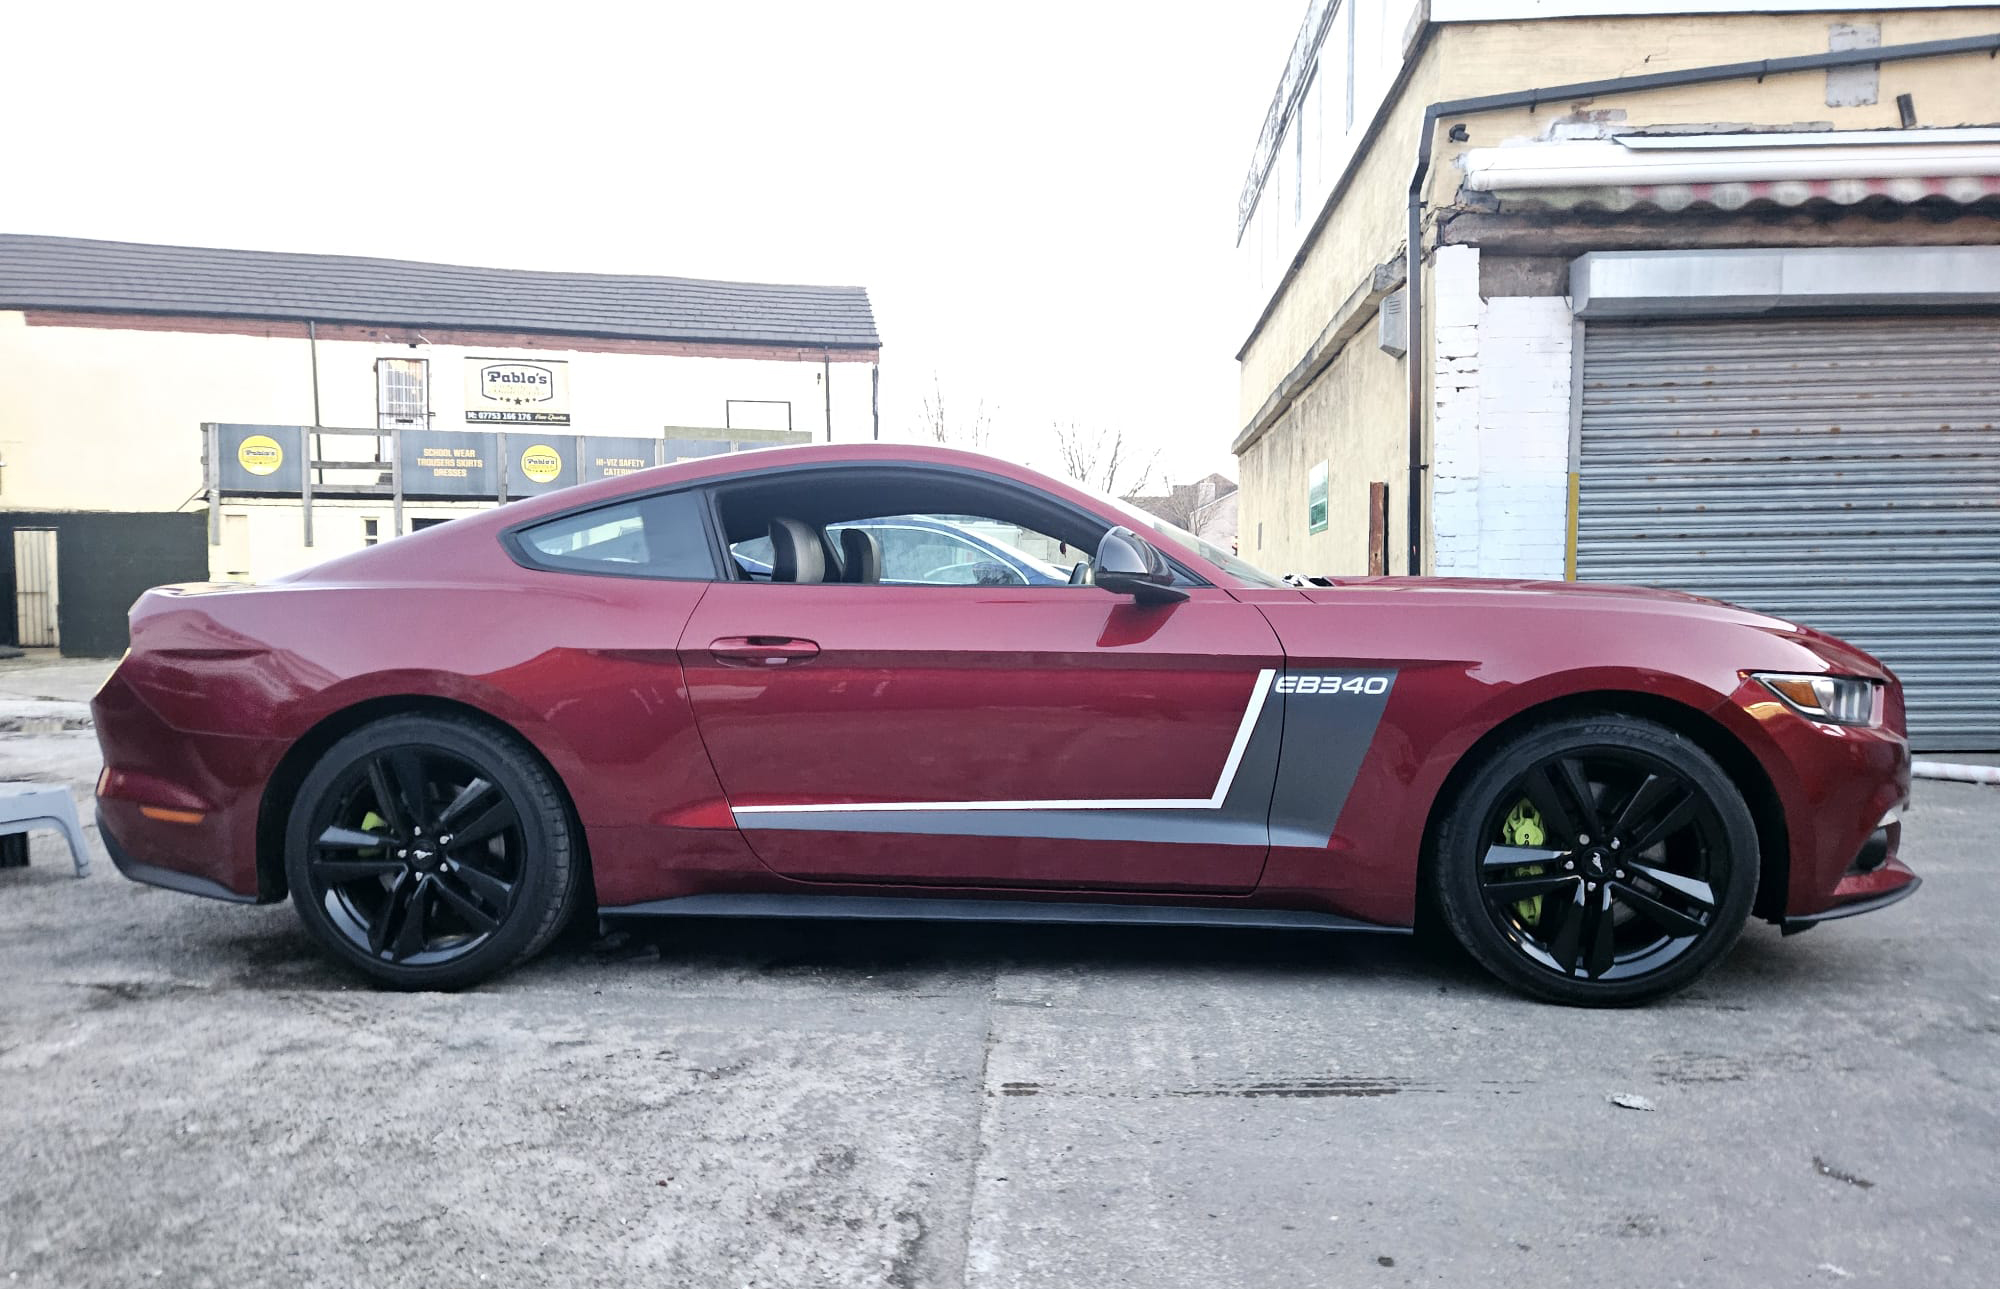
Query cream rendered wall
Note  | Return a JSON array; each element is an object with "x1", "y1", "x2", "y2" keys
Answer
[
  {"x1": 0, "y1": 310, "x2": 877, "y2": 580},
  {"x1": 0, "y1": 312, "x2": 877, "y2": 515},
  {"x1": 1238, "y1": 306, "x2": 1407, "y2": 577},
  {"x1": 217, "y1": 499, "x2": 492, "y2": 584},
  {"x1": 1234, "y1": 7, "x2": 2000, "y2": 576},
  {"x1": 0, "y1": 309, "x2": 313, "y2": 512},
  {"x1": 298, "y1": 333, "x2": 876, "y2": 447}
]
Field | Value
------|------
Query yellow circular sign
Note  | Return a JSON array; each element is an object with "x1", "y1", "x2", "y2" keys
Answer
[
  {"x1": 519, "y1": 443, "x2": 562, "y2": 484},
  {"x1": 237, "y1": 434, "x2": 284, "y2": 476}
]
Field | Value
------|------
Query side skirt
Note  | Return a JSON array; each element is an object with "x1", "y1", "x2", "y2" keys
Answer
[{"x1": 599, "y1": 892, "x2": 1410, "y2": 934}]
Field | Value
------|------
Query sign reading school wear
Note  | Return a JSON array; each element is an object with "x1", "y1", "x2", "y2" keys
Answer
[
  {"x1": 399, "y1": 431, "x2": 498, "y2": 496},
  {"x1": 464, "y1": 358, "x2": 571, "y2": 425}
]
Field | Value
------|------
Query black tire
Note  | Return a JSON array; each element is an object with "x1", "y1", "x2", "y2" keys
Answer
[
  {"x1": 1432, "y1": 715, "x2": 1757, "y2": 1007},
  {"x1": 284, "y1": 713, "x2": 579, "y2": 990}
]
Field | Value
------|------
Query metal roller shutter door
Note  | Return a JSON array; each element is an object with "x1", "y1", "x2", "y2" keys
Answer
[{"x1": 1576, "y1": 315, "x2": 2000, "y2": 751}]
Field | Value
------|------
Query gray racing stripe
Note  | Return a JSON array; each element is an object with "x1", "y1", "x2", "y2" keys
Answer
[
  {"x1": 731, "y1": 668, "x2": 1396, "y2": 850},
  {"x1": 1266, "y1": 671, "x2": 1397, "y2": 849}
]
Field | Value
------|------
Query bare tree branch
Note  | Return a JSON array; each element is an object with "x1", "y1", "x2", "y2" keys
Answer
[
  {"x1": 1052, "y1": 421, "x2": 1158, "y2": 497},
  {"x1": 914, "y1": 374, "x2": 991, "y2": 449}
]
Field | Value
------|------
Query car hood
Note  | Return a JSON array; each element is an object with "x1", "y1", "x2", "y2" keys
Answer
[{"x1": 1294, "y1": 576, "x2": 1893, "y2": 680}]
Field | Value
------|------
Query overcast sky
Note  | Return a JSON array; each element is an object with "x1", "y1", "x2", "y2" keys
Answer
[{"x1": 12, "y1": 0, "x2": 1302, "y2": 484}]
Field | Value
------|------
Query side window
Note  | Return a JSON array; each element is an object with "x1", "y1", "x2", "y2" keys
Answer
[
  {"x1": 858, "y1": 525, "x2": 1028, "y2": 586},
  {"x1": 514, "y1": 490, "x2": 715, "y2": 579},
  {"x1": 725, "y1": 512, "x2": 1083, "y2": 587}
]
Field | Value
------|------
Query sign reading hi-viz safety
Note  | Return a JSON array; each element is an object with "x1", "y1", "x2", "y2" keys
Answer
[{"x1": 464, "y1": 357, "x2": 571, "y2": 425}]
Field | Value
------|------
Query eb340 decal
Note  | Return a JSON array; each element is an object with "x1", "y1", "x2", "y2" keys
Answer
[{"x1": 1275, "y1": 674, "x2": 1391, "y2": 696}]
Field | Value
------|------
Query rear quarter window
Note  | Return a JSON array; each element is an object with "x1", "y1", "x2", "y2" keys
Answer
[{"x1": 512, "y1": 491, "x2": 715, "y2": 580}]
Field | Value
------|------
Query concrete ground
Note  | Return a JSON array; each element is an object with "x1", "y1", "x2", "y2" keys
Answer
[{"x1": 2, "y1": 653, "x2": 1995, "y2": 1288}]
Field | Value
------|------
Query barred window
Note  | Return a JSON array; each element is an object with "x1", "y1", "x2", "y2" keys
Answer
[{"x1": 376, "y1": 358, "x2": 430, "y2": 429}]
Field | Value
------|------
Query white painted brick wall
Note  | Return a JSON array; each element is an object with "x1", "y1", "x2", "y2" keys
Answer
[
  {"x1": 1476, "y1": 297, "x2": 1571, "y2": 580},
  {"x1": 1428, "y1": 243, "x2": 1572, "y2": 580},
  {"x1": 1430, "y1": 245, "x2": 1483, "y2": 576}
]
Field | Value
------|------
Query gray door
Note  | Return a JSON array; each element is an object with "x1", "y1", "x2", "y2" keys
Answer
[
  {"x1": 1576, "y1": 315, "x2": 2000, "y2": 751},
  {"x1": 12, "y1": 528, "x2": 59, "y2": 649}
]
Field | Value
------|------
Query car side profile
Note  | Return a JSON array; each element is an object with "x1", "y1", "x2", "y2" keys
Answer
[{"x1": 90, "y1": 443, "x2": 1917, "y2": 1005}]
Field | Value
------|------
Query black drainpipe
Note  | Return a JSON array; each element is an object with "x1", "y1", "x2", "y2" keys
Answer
[{"x1": 1402, "y1": 30, "x2": 2000, "y2": 576}]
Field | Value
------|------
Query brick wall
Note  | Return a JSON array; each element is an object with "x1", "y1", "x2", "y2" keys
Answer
[{"x1": 1430, "y1": 245, "x2": 1573, "y2": 579}]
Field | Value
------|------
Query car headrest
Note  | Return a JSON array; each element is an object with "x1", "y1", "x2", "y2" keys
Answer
[
  {"x1": 838, "y1": 528, "x2": 882, "y2": 583},
  {"x1": 768, "y1": 517, "x2": 825, "y2": 583}
]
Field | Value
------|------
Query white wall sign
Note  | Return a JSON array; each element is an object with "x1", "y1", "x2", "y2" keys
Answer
[{"x1": 464, "y1": 357, "x2": 571, "y2": 425}]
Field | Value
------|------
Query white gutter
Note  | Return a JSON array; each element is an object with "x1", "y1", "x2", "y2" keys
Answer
[
  {"x1": 1463, "y1": 134, "x2": 2000, "y2": 191},
  {"x1": 1618, "y1": 127, "x2": 2000, "y2": 149}
]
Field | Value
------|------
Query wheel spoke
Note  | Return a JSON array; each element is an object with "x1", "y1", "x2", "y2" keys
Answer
[
  {"x1": 1545, "y1": 882, "x2": 1589, "y2": 975},
  {"x1": 1483, "y1": 873, "x2": 1578, "y2": 901},
  {"x1": 1519, "y1": 766, "x2": 1583, "y2": 844},
  {"x1": 367, "y1": 871, "x2": 413, "y2": 955},
  {"x1": 365, "y1": 758, "x2": 410, "y2": 838},
  {"x1": 1553, "y1": 757, "x2": 1604, "y2": 839},
  {"x1": 447, "y1": 858, "x2": 513, "y2": 908},
  {"x1": 312, "y1": 857, "x2": 406, "y2": 884},
  {"x1": 1606, "y1": 773, "x2": 1671, "y2": 841},
  {"x1": 1626, "y1": 862, "x2": 1715, "y2": 909},
  {"x1": 1481, "y1": 844, "x2": 1567, "y2": 868},
  {"x1": 432, "y1": 873, "x2": 502, "y2": 935},
  {"x1": 446, "y1": 797, "x2": 517, "y2": 851},
  {"x1": 1625, "y1": 794, "x2": 1697, "y2": 855},
  {"x1": 1613, "y1": 881, "x2": 1707, "y2": 938},
  {"x1": 317, "y1": 825, "x2": 393, "y2": 851},
  {"x1": 1581, "y1": 883, "x2": 1617, "y2": 978},
  {"x1": 436, "y1": 777, "x2": 496, "y2": 831},
  {"x1": 391, "y1": 878, "x2": 432, "y2": 960},
  {"x1": 382, "y1": 749, "x2": 433, "y2": 832}
]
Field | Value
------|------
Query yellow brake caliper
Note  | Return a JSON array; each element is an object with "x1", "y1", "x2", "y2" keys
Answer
[{"x1": 1501, "y1": 799, "x2": 1548, "y2": 927}]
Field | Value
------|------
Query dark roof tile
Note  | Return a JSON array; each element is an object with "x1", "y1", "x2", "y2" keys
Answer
[{"x1": 0, "y1": 235, "x2": 880, "y2": 349}]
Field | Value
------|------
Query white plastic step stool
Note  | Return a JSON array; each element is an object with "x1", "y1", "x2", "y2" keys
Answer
[{"x1": 0, "y1": 784, "x2": 90, "y2": 877}]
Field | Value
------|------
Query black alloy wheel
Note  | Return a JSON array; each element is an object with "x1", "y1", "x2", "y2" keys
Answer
[
  {"x1": 1433, "y1": 716, "x2": 1758, "y2": 1006},
  {"x1": 285, "y1": 713, "x2": 579, "y2": 990}
]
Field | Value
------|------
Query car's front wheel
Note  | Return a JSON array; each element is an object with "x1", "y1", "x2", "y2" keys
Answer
[
  {"x1": 284, "y1": 713, "x2": 580, "y2": 990},
  {"x1": 1432, "y1": 715, "x2": 1758, "y2": 1006}
]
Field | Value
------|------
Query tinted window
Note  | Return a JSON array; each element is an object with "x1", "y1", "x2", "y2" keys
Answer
[{"x1": 515, "y1": 491, "x2": 715, "y2": 579}]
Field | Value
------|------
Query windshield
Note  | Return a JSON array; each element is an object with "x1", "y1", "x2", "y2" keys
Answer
[{"x1": 1090, "y1": 489, "x2": 1289, "y2": 589}]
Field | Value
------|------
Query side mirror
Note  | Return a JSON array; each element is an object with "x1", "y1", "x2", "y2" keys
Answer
[{"x1": 1093, "y1": 526, "x2": 1188, "y2": 605}]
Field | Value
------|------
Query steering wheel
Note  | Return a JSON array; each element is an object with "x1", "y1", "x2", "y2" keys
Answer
[{"x1": 1066, "y1": 561, "x2": 1096, "y2": 587}]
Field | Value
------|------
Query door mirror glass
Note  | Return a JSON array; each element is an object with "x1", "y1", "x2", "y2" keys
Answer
[{"x1": 1092, "y1": 526, "x2": 1187, "y2": 604}]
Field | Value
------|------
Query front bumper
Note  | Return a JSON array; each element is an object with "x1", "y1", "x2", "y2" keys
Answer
[{"x1": 1782, "y1": 872, "x2": 1921, "y2": 934}]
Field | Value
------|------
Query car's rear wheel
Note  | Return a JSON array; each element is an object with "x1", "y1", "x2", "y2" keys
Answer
[
  {"x1": 1432, "y1": 715, "x2": 1758, "y2": 1006},
  {"x1": 284, "y1": 713, "x2": 579, "y2": 990}
]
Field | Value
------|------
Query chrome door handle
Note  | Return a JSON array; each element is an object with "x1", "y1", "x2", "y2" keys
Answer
[{"x1": 709, "y1": 636, "x2": 821, "y2": 667}]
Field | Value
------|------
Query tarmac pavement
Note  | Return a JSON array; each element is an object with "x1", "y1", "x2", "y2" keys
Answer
[{"x1": 2, "y1": 653, "x2": 1995, "y2": 1287}]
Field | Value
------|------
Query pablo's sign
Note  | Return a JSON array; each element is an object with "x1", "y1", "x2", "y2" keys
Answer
[{"x1": 465, "y1": 358, "x2": 570, "y2": 425}]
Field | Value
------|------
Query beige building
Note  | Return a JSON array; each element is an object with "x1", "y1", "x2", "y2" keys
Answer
[
  {"x1": 1232, "y1": 1, "x2": 2000, "y2": 748},
  {"x1": 0, "y1": 235, "x2": 879, "y2": 654}
]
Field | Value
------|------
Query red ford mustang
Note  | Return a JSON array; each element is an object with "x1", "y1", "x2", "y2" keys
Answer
[{"x1": 91, "y1": 444, "x2": 1917, "y2": 1004}]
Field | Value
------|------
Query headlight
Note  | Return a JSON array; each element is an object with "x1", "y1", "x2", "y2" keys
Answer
[{"x1": 1753, "y1": 672, "x2": 1880, "y2": 726}]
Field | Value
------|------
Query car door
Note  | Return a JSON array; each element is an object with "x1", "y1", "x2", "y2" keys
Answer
[{"x1": 678, "y1": 560, "x2": 1286, "y2": 894}]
